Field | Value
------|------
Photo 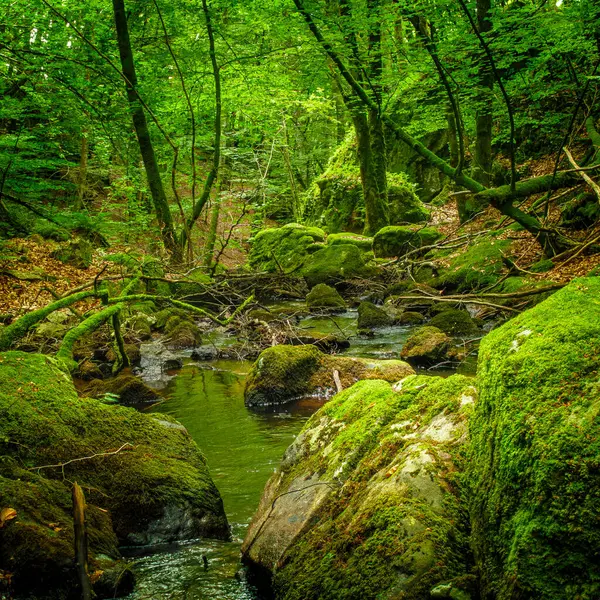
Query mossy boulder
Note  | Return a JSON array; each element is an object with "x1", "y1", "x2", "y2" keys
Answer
[
  {"x1": 242, "y1": 375, "x2": 476, "y2": 600},
  {"x1": 400, "y1": 326, "x2": 451, "y2": 366},
  {"x1": 248, "y1": 223, "x2": 326, "y2": 274},
  {"x1": 398, "y1": 311, "x2": 426, "y2": 325},
  {"x1": 87, "y1": 374, "x2": 162, "y2": 405},
  {"x1": 468, "y1": 278, "x2": 600, "y2": 599},
  {"x1": 429, "y1": 309, "x2": 479, "y2": 337},
  {"x1": 306, "y1": 283, "x2": 346, "y2": 312},
  {"x1": 164, "y1": 317, "x2": 202, "y2": 349},
  {"x1": 326, "y1": 232, "x2": 373, "y2": 251},
  {"x1": 50, "y1": 238, "x2": 93, "y2": 269},
  {"x1": 126, "y1": 314, "x2": 153, "y2": 341},
  {"x1": 388, "y1": 173, "x2": 429, "y2": 224},
  {"x1": 300, "y1": 243, "x2": 377, "y2": 286},
  {"x1": 357, "y1": 300, "x2": 393, "y2": 330},
  {"x1": 373, "y1": 226, "x2": 442, "y2": 258},
  {"x1": 0, "y1": 352, "x2": 228, "y2": 597},
  {"x1": 153, "y1": 307, "x2": 190, "y2": 330},
  {"x1": 244, "y1": 345, "x2": 414, "y2": 407}
]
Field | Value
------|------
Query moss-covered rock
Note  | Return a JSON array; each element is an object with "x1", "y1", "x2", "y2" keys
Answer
[
  {"x1": 244, "y1": 345, "x2": 414, "y2": 407},
  {"x1": 242, "y1": 375, "x2": 476, "y2": 600},
  {"x1": 429, "y1": 309, "x2": 480, "y2": 337},
  {"x1": 248, "y1": 223, "x2": 326, "y2": 274},
  {"x1": 326, "y1": 232, "x2": 373, "y2": 251},
  {"x1": 306, "y1": 283, "x2": 346, "y2": 312},
  {"x1": 400, "y1": 326, "x2": 451, "y2": 366},
  {"x1": 0, "y1": 352, "x2": 228, "y2": 597},
  {"x1": 357, "y1": 300, "x2": 393, "y2": 330},
  {"x1": 126, "y1": 314, "x2": 153, "y2": 341},
  {"x1": 388, "y1": 173, "x2": 429, "y2": 224},
  {"x1": 373, "y1": 226, "x2": 442, "y2": 258},
  {"x1": 468, "y1": 278, "x2": 600, "y2": 599},
  {"x1": 87, "y1": 374, "x2": 162, "y2": 405},
  {"x1": 164, "y1": 317, "x2": 202, "y2": 349},
  {"x1": 300, "y1": 243, "x2": 377, "y2": 286},
  {"x1": 153, "y1": 307, "x2": 190, "y2": 330},
  {"x1": 398, "y1": 311, "x2": 426, "y2": 325},
  {"x1": 50, "y1": 238, "x2": 93, "y2": 269}
]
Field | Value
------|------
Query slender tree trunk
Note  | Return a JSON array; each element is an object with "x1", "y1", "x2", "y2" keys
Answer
[
  {"x1": 472, "y1": 0, "x2": 493, "y2": 187},
  {"x1": 112, "y1": 0, "x2": 180, "y2": 260},
  {"x1": 76, "y1": 130, "x2": 88, "y2": 209}
]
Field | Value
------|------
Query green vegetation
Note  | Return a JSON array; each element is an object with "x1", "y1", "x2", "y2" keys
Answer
[
  {"x1": 305, "y1": 283, "x2": 347, "y2": 312},
  {"x1": 373, "y1": 226, "x2": 442, "y2": 258}
]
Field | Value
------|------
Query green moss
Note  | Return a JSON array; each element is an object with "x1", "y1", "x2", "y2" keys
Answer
[
  {"x1": 87, "y1": 374, "x2": 161, "y2": 405},
  {"x1": 306, "y1": 283, "x2": 346, "y2": 312},
  {"x1": 372, "y1": 226, "x2": 442, "y2": 258},
  {"x1": 154, "y1": 307, "x2": 190, "y2": 330},
  {"x1": 400, "y1": 326, "x2": 451, "y2": 366},
  {"x1": 398, "y1": 311, "x2": 426, "y2": 325},
  {"x1": 437, "y1": 235, "x2": 513, "y2": 292},
  {"x1": 468, "y1": 278, "x2": 600, "y2": 599},
  {"x1": 50, "y1": 238, "x2": 93, "y2": 269},
  {"x1": 357, "y1": 301, "x2": 393, "y2": 330},
  {"x1": 326, "y1": 233, "x2": 373, "y2": 251},
  {"x1": 300, "y1": 243, "x2": 378, "y2": 286},
  {"x1": 0, "y1": 353, "x2": 229, "y2": 558},
  {"x1": 529, "y1": 258, "x2": 554, "y2": 273},
  {"x1": 246, "y1": 375, "x2": 476, "y2": 600},
  {"x1": 164, "y1": 320, "x2": 202, "y2": 349},
  {"x1": 248, "y1": 223, "x2": 326, "y2": 274},
  {"x1": 388, "y1": 172, "x2": 429, "y2": 224},
  {"x1": 429, "y1": 309, "x2": 479, "y2": 337}
]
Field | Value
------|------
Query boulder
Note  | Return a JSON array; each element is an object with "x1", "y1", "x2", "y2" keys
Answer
[
  {"x1": 126, "y1": 314, "x2": 153, "y2": 341},
  {"x1": 468, "y1": 278, "x2": 600, "y2": 598},
  {"x1": 429, "y1": 309, "x2": 480, "y2": 337},
  {"x1": 164, "y1": 316, "x2": 202, "y2": 349},
  {"x1": 326, "y1": 232, "x2": 373, "y2": 251},
  {"x1": 300, "y1": 243, "x2": 377, "y2": 287},
  {"x1": 87, "y1": 374, "x2": 162, "y2": 405},
  {"x1": 372, "y1": 226, "x2": 442, "y2": 258},
  {"x1": 398, "y1": 310, "x2": 426, "y2": 325},
  {"x1": 357, "y1": 300, "x2": 393, "y2": 330},
  {"x1": 242, "y1": 375, "x2": 476, "y2": 600},
  {"x1": 0, "y1": 352, "x2": 229, "y2": 598},
  {"x1": 248, "y1": 223, "x2": 326, "y2": 274},
  {"x1": 388, "y1": 174, "x2": 429, "y2": 224},
  {"x1": 244, "y1": 344, "x2": 414, "y2": 407},
  {"x1": 50, "y1": 238, "x2": 93, "y2": 269},
  {"x1": 400, "y1": 326, "x2": 451, "y2": 366},
  {"x1": 305, "y1": 283, "x2": 346, "y2": 312}
]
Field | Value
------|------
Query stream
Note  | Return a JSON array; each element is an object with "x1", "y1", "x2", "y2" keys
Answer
[{"x1": 118, "y1": 310, "x2": 468, "y2": 599}]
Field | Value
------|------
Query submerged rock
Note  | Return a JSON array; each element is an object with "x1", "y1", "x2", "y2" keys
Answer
[
  {"x1": 468, "y1": 277, "x2": 600, "y2": 598},
  {"x1": 244, "y1": 344, "x2": 414, "y2": 407},
  {"x1": 0, "y1": 351, "x2": 229, "y2": 598},
  {"x1": 400, "y1": 326, "x2": 452, "y2": 366},
  {"x1": 305, "y1": 283, "x2": 346, "y2": 312},
  {"x1": 242, "y1": 375, "x2": 476, "y2": 599}
]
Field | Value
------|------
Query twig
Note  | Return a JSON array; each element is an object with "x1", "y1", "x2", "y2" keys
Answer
[{"x1": 563, "y1": 146, "x2": 600, "y2": 202}]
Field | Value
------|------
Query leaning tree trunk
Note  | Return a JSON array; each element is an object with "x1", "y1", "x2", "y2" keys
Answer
[{"x1": 112, "y1": 0, "x2": 180, "y2": 260}]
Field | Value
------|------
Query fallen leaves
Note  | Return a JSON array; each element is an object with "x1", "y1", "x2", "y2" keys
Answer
[{"x1": 0, "y1": 507, "x2": 17, "y2": 528}]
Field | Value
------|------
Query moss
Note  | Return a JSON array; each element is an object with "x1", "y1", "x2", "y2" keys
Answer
[
  {"x1": 398, "y1": 311, "x2": 426, "y2": 325},
  {"x1": 468, "y1": 278, "x2": 600, "y2": 599},
  {"x1": 127, "y1": 314, "x2": 152, "y2": 341},
  {"x1": 300, "y1": 243, "x2": 378, "y2": 287},
  {"x1": 400, "y1": 326, "x2": 451, "y2": 366},
  {"x1": 0, "y1": 353, "x2": 229, "y2": 559},
  {"x1": 429, "y1": 309, "x2": 479, "y2": 337},
  {"x1": 436, "y1": 235, "x2": 513, "y2": 292},
  {"x1": 388, "y1": 172, "x2": 429, "y2": 224},
  {"x1": 248, "y1": 223, "x2": 326, "y2": 274},
  {"x1": 244, "y1": 345, "x2": 414, "y2": 407},
  {"x1": 357, "y1": 301, "x2": 393, "y2": 330},
  {"x1": 372, "y1": 226, "x2": 442, "y2": 258},
  {"x1": 154, "y1": 307, "x2": 190, "y2": 330},
  {"x1": 87, "y1": 374, "x2": 162, "y2": 405},
  {"x1": 50, "y1": 238, "x2": 93, "y2": 269},
  {"x1": 306, "y1": 284, "x2": 346, "y2": 312},
  {"x1": 244, "y1": 375, "x2": 476, "y2": 600},
  {"x1": 529, "y1": 258, "x2": 554, "y2": 273},
  {"x1": 164, "y1": 320, "x2": 202, "y2": 349},
  {"x1": 326, "y1": 232, "x2": 373, "y2": 252}
]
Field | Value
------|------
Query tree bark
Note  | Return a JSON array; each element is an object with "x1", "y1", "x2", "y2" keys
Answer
[{"x1": 112, "y1": 0, "x2": 180, "y2": 260}]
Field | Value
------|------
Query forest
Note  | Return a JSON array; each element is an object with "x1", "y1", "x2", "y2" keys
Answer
[{"x1": 0, "y1": 0, "x2": 599, "y2": 598}]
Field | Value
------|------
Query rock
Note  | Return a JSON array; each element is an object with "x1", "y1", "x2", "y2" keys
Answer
[
  {"x1": 0, "y1": 352, "x2": 229, "y2": 598},
  {"x1": 87, "y1": 374, "x2": 162, "y2": 405},
  {"x1": 388, "y1": 175, "x2": 429, "y2": 223},
  {"x1": 372, "y1": 226, "x2": 442, "y2": 258},
  {"x1": 77, "y1": 358, "x2": 104, "y2": 381},
  {"x1": 305, "y1": 283, "x2": 346, "y2": 312},
  {"x1": 468, "y1": 278, "x2": 600, "y2": 597},
  {"x1": 357, "y1": 300, "x2": 393, "y2": 330},
  {"x1": 248, "y1": 223, "x2": 326, "y2": 274},
  {"x1": 429, "y1": 309, "x2": 480, "y2": 336},
  {"x1": 400, "y1": 326, "x2": 451, "y2": 366},
  {"x1": 290, "y1": 332, "x2": 350, "y2": 354},
  {"x1": 126, "y1": 314, "x2": 153, "y2": 341},
  {"x1": 246, "y1": 308, "x2": 282, "y2": 323},
  {"x1": 301, "y1": 243, "x2": 377, "y2": 287},
  {"x1": 242, "y1": 375, "x2": 475, "y2": 599},
  {"x1": 244, "y1": 344, "x2": 414, "y2": 407},
  {"x1": 106, "y1": 343, "x2": 142, "y2": 366},
  {"x1": 154, "y1": 307, "x2": 190, "y2": 330},
  {"x1": 398, "y1": 311, "x2": 426, "y2": 325},
  {"x1": 326, "y1": 232, "x2": 373, "y2": 251},
  {"x1": 164, "y1": 317, "x2": 202, "y2": 349},
  {"x1": 50, "y1": 237, "x2": 93, "y2": 269},
  {"x1": 139, "y1": 340, "x2": 185, "y2": 384},
  {"x1": 191, "y1": 345, "x2": 219, "y2": 361}
]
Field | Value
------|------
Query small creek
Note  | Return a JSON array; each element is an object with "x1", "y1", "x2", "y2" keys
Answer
[{"x1": 119, "y1": 308, "x2": 470, "y2": 599}]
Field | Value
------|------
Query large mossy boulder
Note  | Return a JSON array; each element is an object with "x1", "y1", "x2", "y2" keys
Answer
[
  {"x1": 244, "y1": 345, "x2": 414, "y2": 407},
  {"x1": 373, "y1": 226, "x2": 442, "y2": 258},
  {"x1": 326, "y1": 232, "x2": 373, "y2": 251},
  {"x1": 468, "y1": 278, "x2": 600, "y2": 599},
  {"x1": 248, "y1": 223, "x2": 325, "y2": 274},
  {"x1": 388, "y1": 173, "x2": 429, "y2": 224},
  {"x1": 163, "y1": 316, "x2": 202, "y2": 349},
  {"x1": 357, "y1": 300, "x2": 393, "y2": 330},
  {"x1": 0, "y1": 352, "x2": 229, "y2": 597},
  {"x1": 305, "y1": 283, "x2": 346, "y2": 313},
  {"x1": 242, "y1": 375, "x2": 476, "y2": 600},
  {"x1": 429, "y1": 308, "x2": 479, "y2": 337},
  {"x1": 400, "y1": 326, "x2": 451, "y2": 366},
  {"x1": 300, "y1": 243, "x2": 377, "y2": 286}
]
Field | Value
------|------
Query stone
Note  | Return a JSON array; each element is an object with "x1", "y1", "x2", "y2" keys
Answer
[
  {"x1": 372, "y1": 226, "x2": 442, "y2": 258},
  {"x1": 357, "y1": 300, "x2": 393, "y2": 330},
  {"x1": 400, "y1": 326, "x2": 451, "y2": 366},
  {"x1": 398, "y1": 311, "x2": 426, "y2": 325},
  {"x1": 305, "y1": 283, "x2": 346, "y2": 312},
  {"x1": 50, "y1": 238, "x2": 93, "y2": 269},
  {"x1": 429, "y1": 309, "x2": 480, "y2": 336}
]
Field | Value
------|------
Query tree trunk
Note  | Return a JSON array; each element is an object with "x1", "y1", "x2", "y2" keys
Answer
[
  {"x1": 112, "y1": 0, "x2": 180, "y2": 260},
  {"x1": 76, "y1": 131, "x2": 88, "y2": 210}
]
